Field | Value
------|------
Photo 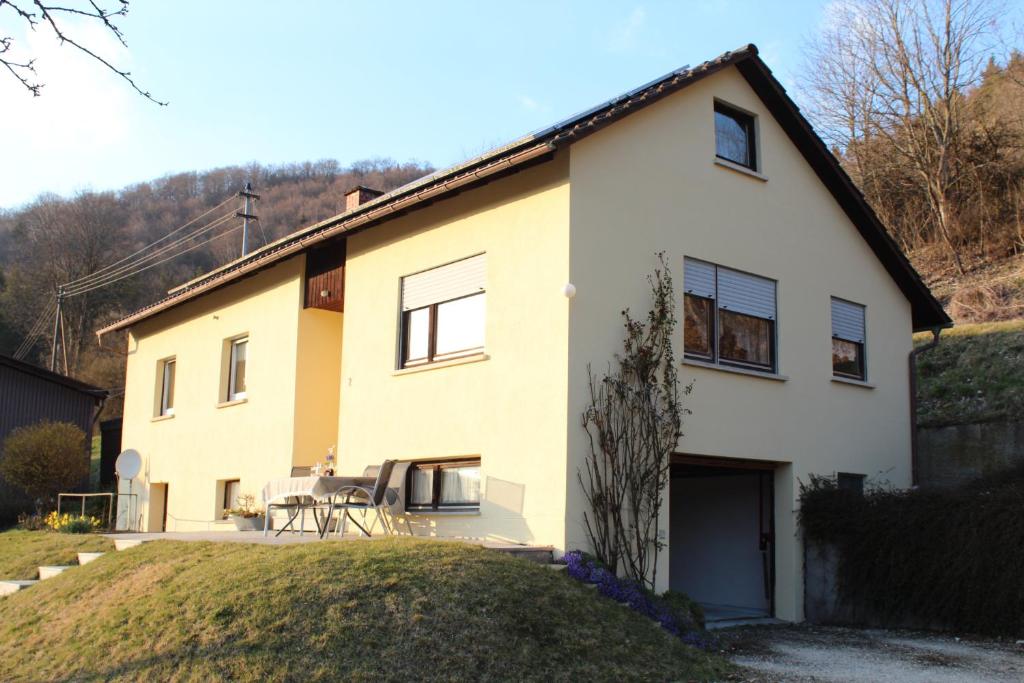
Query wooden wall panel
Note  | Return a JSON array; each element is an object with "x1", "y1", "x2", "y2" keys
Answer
[{"x1": 304, "y1": 240, "x2": 346, "y2": 312}]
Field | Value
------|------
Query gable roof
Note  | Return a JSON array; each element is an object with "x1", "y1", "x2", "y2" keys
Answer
[
  {"x1": 0, "y1": 354, "x2": 108, "y2": 401},
  {"x1": 98, "y1": 44, "x2": 950, "y2": 336}
]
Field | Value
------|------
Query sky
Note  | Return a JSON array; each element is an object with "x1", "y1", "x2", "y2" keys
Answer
[{"x1": 0, "y1": 0, "x2": 1019, "y2": 209}]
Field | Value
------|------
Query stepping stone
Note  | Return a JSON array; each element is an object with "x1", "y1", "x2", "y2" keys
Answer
[
  {"x1": 546, "y1": 563, "x2": 568, "y2": 571},
  {"x1": 78, "y1": 552, "x2": 105, "y2": 565},
  {"x1": 38, "y1": 566, "x2": 73, "y2": 580},
  {"x1": 0, "y1": 580, "x2": 38, "y2": 596},
  {"x1": 113, "y1": 538, "x2": 149, "y2": 551}
]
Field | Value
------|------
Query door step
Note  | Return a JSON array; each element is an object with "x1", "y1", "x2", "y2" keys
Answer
[
  {"x1": 77, "y1": 552, "x2": 106, "y2": 565},
  {"x1": 38, "y1": 565, "x2": 73, "y2": 580},
  {"x1": 113, "y1": 538, "x2": 150, "y2": 551},
  {"x1": 0, "y1": 580, "x2": 38, "y2": 596},
  {"x1": 705, "y1": 616, "x2": 785, "y2": 631}
]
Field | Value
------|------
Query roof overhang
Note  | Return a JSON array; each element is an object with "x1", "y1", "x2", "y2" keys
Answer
[{"x1": 98, "y1": 44, "x2": 949, "y2": 337}]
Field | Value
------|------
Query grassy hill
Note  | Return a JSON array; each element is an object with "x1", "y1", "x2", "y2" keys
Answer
[
  {"x1": 0, "y1": 536, "x2": 730, "y2": 682},
  {"x1": 0, "y1": 530, "x2": 112, "y2": 580},
  {"x1": 915, "y1": 320, "x2": 1024, "y2": 428}
]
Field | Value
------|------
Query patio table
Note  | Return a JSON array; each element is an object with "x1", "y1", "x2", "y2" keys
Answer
[{"x1": 262, "y1": 476, "x2": 376, "y2": 538}]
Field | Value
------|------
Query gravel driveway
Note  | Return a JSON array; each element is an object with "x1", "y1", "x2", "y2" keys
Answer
[{"x1": 719, "y1": 624, "x2": 1024, "y2": 682}]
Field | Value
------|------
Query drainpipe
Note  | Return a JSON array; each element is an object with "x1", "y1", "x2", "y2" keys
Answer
[{"x1": 909, "y1": 328, "x2": 942, "y2": 486}]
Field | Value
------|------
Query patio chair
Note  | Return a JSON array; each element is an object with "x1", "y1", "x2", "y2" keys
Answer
[
  {"x1": 329, "y1": 460, "x2": 399, "y2": 537},
  {"x1": 263, "y1": 466, "x2": 332, "y2": 537}
]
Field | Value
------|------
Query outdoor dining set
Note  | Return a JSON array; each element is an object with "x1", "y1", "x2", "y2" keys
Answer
[{"x1": 260, "y1": 460, "x2": 412, "y2": 539}]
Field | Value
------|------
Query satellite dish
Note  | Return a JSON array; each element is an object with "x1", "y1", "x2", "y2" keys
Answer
[{"x1": 115, "y1": 449, "x2": 142, "y2": 479}]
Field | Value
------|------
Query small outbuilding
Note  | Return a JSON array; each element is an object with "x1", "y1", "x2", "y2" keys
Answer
[{"x1": 0, "y1": 354, "x2": 107, "y2": 522}]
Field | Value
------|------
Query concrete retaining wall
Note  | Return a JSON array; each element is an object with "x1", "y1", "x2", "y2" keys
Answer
[{"x1": 917, "y1": 421, "x2": 1024, "y2": 488}]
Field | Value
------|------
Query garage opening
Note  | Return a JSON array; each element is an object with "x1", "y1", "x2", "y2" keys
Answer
[{"x1": 669, "y1": 457, "x2": 775, "y2": 624}]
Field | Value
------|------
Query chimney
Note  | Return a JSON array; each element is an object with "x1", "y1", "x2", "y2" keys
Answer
[{"x1": 345, "y1": 185, "x2": 384, "y2": 212}]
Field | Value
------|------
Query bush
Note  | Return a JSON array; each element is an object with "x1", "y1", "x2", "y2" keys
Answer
[
  {"x1": 0, "y1": 421, "x2": 89, "y2": 511},
  {"x1": 799, "y1": 466, "x2": 1024, "y2": 636},
  {"x1": 44, "y1": 511, "x2": 103, "y2": 534}
]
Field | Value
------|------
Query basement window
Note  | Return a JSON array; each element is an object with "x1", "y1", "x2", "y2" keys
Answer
[
  {"x1": 714, "y1": 101, "x2": 758, "y2": 170},
  {"x1": 407, "y1": 459, "x2": 481, "y2": 511}
]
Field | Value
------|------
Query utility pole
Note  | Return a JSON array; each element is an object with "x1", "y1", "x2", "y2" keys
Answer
[
  {"x1": 236, "y1": 183, "x2": 260, "y2": 257},
  {"x1": 50, "y1": 286, "x2": 65, "y2": 373}
]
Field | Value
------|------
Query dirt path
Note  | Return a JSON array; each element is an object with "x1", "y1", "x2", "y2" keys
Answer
[{"x1": 719, "y1": 625, "x2": 1024, "y2": 682}]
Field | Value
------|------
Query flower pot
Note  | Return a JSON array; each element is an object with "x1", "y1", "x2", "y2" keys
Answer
[{"x1": 230, "y1": 515, "x2": 263, "y2": 531}]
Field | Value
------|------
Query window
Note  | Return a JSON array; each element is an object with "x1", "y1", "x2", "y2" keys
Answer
[
  {"x1": 714, "y1": 101, "x2": 757, "y2": 170},
  {"x1": 407, "y1": 459, "x2": 481, "y2": 511},
  {"x1": 831, "y1": 298, "x2": 866, "y2": 380},
  {"x1": 222, "y1": 479, "x2": 240, "y2": 513},
  {"x1": 837, "y1": 472, "x2": 865, "y2": 496},
  {"x1": 683, "y1": 257, "x2": 777, "y2": 372},
  {"x1": 400, "y1": 254, "x2": 486, "y2": 368},
  {"x1": 228, "y1": 337, "x2": 248, "y2": 401},
  {"x1": 158, "y1": 358, "x2": 176, "y2": 416}
]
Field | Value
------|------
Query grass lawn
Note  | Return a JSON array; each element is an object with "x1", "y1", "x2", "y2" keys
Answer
[
  {"x1": 0, "y1": 529, "x2": 113, "y2": 580},
  {"x1": 915, "y1": 320, "x2": 1024, "y2": 428},
  {"x1": 0, "y1": 535, "x2": 732, "y2": 682}
]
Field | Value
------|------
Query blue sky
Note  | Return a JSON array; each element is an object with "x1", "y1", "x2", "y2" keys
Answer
[{"x1": 0, "y1": 0, "x2": 1017, "y2": 208}]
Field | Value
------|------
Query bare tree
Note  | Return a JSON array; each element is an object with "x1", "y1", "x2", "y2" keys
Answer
[
  {"x1": 802, "y1": 0, "x2": 1000, "y2": 274},
  {"x1": 580, "y1": 254, "x2": 691, "y2": 590},
  {"x1": 0, "y1": 0, "x2": 163, "y2": 103}
]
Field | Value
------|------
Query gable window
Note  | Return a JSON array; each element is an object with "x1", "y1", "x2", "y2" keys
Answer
[
  {"x1": 683, "y1": 257, "x2": 777, "y2": 372},
  {"x1": 714, "y1": 101, "x2": 757, "y2": 170},
  {"x1": 407, "y1": 459, "x2": 481, "y2": 511},
  {"x1": 400, "y1": 254, "x2": 486, "y2": 368},
  {"x1": 831, "y1": 298, "x2": 866, "y2": 380},
  {"x1": 157, "y1": 357, "x2": 176, "y2": 417},
  {"x1": 228, "y1": 337, "x2": 248, "y2": 401}
]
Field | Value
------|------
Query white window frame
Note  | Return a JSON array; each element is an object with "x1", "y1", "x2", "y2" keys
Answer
[
  {"x1": 159, "y1": 357, "x2": 176, "y2": 416},
  {"x1": 228, "y1": 337, "x2": 248, "y2": 401}
]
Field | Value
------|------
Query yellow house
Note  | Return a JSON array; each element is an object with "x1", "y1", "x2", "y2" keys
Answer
[{"x1": 99, "y1": 45, "x2": 950, "y2": 624}]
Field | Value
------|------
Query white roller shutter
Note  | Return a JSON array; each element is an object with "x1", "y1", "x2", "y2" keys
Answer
[
  {"x1": 683, "y1": 257, "x2": 716, "y2": 299},
  {"x1": 832, "y1": 298, "x2": 865, "y2": 343},
  {"x1": 401, "y1": 254, "x2": 486, "y2": 311},
  {"x1": 717, "y1": 267, "x2": 776, "y2": 320}
]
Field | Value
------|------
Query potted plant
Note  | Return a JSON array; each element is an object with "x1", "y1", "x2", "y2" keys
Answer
[{"x1": 225, "y1": 493, "x2": 264, "y2": 531}]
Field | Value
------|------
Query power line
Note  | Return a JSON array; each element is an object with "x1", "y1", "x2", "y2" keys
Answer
[
  {"x1": 63, "y1": 212, "x2": 236, "y2": 296},
  {"x1": 13, "y1": 299, "x2": 57, "y2": 360},
  {"x1": 65, "y1": 222, "x2": 246, "y2": 297},
  {"x1": 61, "y1": 196, "x2": 236, "y2": 289}
]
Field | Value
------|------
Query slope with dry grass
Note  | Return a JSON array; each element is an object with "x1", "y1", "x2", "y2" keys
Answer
[
  {"x1": 915, "y1": 320, "x2": 1024, "y2": 427},
  {"x1": 0, "y1": 536, "x2": 731, "y2": 682}
]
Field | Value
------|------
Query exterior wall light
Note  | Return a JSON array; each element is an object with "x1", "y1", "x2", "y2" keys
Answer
[{"x1": 562, "y1": 283, "x2": 577, "y2": 299}]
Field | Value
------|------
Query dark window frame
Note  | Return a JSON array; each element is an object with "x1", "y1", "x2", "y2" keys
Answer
[
  {"x1": 714, "y1": 101, "x2": 758, "y2": 170},
  {"x1": 683, "y1": 261, "x2": 777, "y2": 374},
  {"x1": 400, "y1": 292, "x2": 485, "y2": 369},
  {"x1": 837, "y1": 472, "x2": 865, "y2": 496},
  {"x1": 406, "y1": 458, "x2": 482, "y2": 511},
  {"x1": 718, "y1": 309, "x2": 776, "y2": 372},
  {"x1": 683, "y1": 294, "x2": 716, "y2": 362},
  {"x1": 222, "y1": 479, "x2": 240, "y2": 512},
  {"x1": 832, "y1": 337, "x2": 866, "y2": 381}
]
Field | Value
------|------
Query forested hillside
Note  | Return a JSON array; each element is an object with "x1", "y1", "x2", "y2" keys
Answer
[
  {"x1": 1, "y1": 0, "x2": 1022, "y2": 419},
  {"x1": 0, "y1": 158, "x2": 433, "y2": 414}
]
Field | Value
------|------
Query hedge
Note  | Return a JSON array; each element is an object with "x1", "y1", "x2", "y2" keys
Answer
[{"x1": 799, "y1": 466, "x2": 1024, "y2": 636}]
